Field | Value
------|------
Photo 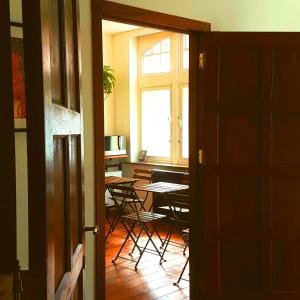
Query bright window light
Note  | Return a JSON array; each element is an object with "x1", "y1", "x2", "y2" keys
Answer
[
  {"x1": 141, "y1": 89, "x2": 171, "y2": 157},
  {"x1": 182, "y1": 87, "x2": 189, "y2": 158},
  {"x1": 142, "y1": 38, "x2": 171, "y2": 74}
]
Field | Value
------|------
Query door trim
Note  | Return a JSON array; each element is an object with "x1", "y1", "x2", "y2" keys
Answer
[{"x1": 91, "y1": 1, "x2": 210, "y2": 299}]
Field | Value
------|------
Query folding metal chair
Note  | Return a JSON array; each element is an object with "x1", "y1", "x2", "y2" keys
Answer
[
  {"x1": 174, "y1": 228, "x2": 189, "y2": 285},
  {"x1": 160, "y1": 192, "x2": 190, "y2": 260},
  {"x1": 110, "y1": 184, "x2": 167, "y2": 270},
  {"x1": 106, "y1": 181, "x2": 147, "y2": 236},
  {"x1": 132, "y1": 168, "x2": 153, "y2": 210}
]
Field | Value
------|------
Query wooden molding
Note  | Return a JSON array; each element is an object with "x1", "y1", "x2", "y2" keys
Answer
[{"x1": 101, "y1": 1, "x2": 211, "y2": 33}]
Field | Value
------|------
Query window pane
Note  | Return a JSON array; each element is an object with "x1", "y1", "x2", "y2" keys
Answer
[
  {"x1": 183, "y1": 34, "x2": 189, "y2": 49},
  {"x1": 161, "y1": 38, "x2": 170, "y2": 52},
  {"x1": 160, "y1": 53, "x2": 171, "y2": 72},
  {"x1": 143, "y1": 56, "x2": 152, "y2": 74},
  {"x1": 142, "y1": 37, "x2": 171, "y2": 75},
  {"x1": 182, "y1": 87, "x2": 189, "y2": 158},
  {"x1": 152, "y1": 42, "x2": 161, "y2": 54},
  {"x1": 183, "y1": 49, "x2": 189, "y2": 69},
  {"x1": 142, "y1": 89, "x2": 171, "y2": 157}
]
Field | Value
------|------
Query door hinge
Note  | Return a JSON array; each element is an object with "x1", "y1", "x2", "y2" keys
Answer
[
  {"x1": 199, "y1": 52, "x2": 206, "y2": 70},
  {"x1": 198, "y1": 149, "x2": 204, "y2": 164}
]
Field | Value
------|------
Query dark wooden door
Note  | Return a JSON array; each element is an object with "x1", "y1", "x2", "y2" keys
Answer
[
  {"x1": 192, "y1": 32, "x2": 300, "y2": 299},
  {"x1": 0, "y1": 0, "x2": 18, "y2": 298},
  {"x1": 22, "y1": 0, "x2": 85, "y2": 299},
  {"x1": 48, "y1": 0, "x2": 85, "y2": 298}
]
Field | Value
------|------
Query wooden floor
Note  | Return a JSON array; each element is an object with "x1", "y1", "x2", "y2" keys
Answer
[{"x1": 105, "y1": 221, "x2": 190, "y2": 300}]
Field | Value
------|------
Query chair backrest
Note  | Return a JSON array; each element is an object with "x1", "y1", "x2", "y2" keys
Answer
[
  {"x1": 167, "y1": 192, "x2": 190, "y2": 209},
  {"x1": 165, "y1": 192, "x2": 190, "y2": 224},
  {"x1": 107, "y1": 184, "x2": 142, "y2": 216},
  {"x1": 132, "y1": 168, "x2": 153, "y2": 182}
]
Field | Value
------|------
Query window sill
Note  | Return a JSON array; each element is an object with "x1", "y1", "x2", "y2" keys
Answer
[{"x1": 124, "y1": 161, "x2": 189, "y2": 169}]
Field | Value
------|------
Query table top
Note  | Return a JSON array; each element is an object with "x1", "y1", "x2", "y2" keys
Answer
[
  {"x1": 134, "y1": 181, "x2": 189, "y2": 194},
  {"x1": 105, "y1": 176, "x2": 139, "y2": 185}
]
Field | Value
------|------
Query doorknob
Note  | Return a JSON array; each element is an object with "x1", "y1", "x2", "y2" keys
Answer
[{"x1": 84, "y1": 226, "x2": 100, "y2": 235}]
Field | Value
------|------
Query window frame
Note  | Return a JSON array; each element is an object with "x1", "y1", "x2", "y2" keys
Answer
[{"x1": 138, "y1": 32, "x2": 189, "y2": 165}]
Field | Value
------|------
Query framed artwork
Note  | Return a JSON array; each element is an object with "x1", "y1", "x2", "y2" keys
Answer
[
  {"x1": 11, "y1": 24, "x2": 26, "y2": 129},
  {"x1": 138, "y1": 150, "x2": 147, "y2": 162}
]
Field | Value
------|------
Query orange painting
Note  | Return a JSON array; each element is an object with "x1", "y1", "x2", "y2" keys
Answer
[{"x1": 11, "y1": 37, "x2": 26, "y2": 119}]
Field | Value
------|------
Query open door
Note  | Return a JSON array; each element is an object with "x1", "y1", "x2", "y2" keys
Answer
[
  {"x1": 22, "y1": 0, "x2": 92, "y2": 299},
  {"x1": 193, "y1": 32, "x2": 300, "y2": 299},
  {"x1": 0, "y1": 0, "x2": 18, "y2": 298}
]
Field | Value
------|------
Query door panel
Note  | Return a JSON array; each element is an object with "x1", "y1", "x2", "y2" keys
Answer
[
  {"x1": 50, "y1": 0, "x2": 84, "y2": 297},
  {"x1": 22, "y1": 0, "x2": 84, "y2": 298},
  {"x1": 197, "y1": 32, "x2": 300, "y2": 299}
]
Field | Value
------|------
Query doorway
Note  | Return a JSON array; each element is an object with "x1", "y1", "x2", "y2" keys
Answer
[
  {"x1": 92, "y1": 1, "x2": 210, "y2": 299},
  {"x1": 102, "y1": 19, "x2": 190, "y2": 299}
]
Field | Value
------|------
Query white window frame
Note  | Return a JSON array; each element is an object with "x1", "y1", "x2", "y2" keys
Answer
[{"x1": 138, "y1": 32, "x2": 189, "y2": 165}]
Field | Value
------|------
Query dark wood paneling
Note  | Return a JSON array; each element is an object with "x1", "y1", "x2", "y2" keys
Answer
[
  {"x1": 273, "y1": 114, "x2": 300, "y2": 164},
  {"x1": 22, "y1": 0, "x2": 48, "y2": 297},
  {"x1": 219, "y1": 114, "x2": 260, "y2": 165},
  {"x1": 49, "y1": 0, "x2": 63, "y2": 105},
  {"x1": 23, "y1": 0, "x2": 84, "y2": 298},
  {"x1": 92, "y1": 1, "x2": 106, "y2": 298},
  {"x1": 273, "y1": 240, "x2": 300, "y2": 291},
  {"x1": 101, "y1": 1, "x2": 210, "y2": 33},
  {"x1": 273, "y1": 48, "x2": 300, "y2": 111},
  {"x1": 219, "y1": 177, "x2": 261, "y2": 228},
  {"x1": 0, "y1": 0, "x2": 17, "y2": 273},
  {"x1": 64, "y1": 0, "x2": 77, "y2": 111},
  {"x1": 220, "y1": 241, "x2": 263, "y2": 293},
  {"x1": 273, "y1": 177, "x2": 300, "y2": 232},
  {"x1": 54, "y1": 138, "x2": 67, "y2": 289},
  {"x1": 219, "y1": 48, "x2": 262, "y2": 105},
  {"x1": 198, "y1": 32, "x2": 300, "y2": 300},
  {"x1": 70, "y1": 136, "x2": 81, "y2": 253}
]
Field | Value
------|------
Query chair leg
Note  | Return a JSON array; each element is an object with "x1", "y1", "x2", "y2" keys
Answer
[
  {"x1": 173, "y1": 256, "x2": 189, "y2": 285},
  {"x1": 160, "y1": 225, "x2": 175, "y2": 263},
  {"x1": 129, "y1": 226, "x2": 143, "y2": 255},
  {"x1": 112, "y1": 220, "x2": 139, "y2": 263}
]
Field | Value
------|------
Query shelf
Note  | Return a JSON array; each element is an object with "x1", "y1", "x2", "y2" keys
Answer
[{"x1": 105, "y1": 154, "x2": 128, "y2": 160}]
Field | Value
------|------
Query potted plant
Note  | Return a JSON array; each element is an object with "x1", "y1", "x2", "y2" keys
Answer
[{"x1": 103, "y1": 65, "x2": 116, "y2": 100}]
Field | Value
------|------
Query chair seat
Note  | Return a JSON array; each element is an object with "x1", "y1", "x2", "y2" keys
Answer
[
  {"x1": 109, "y1": 197, "x2": 145, "y2": 204},
  {"x1": 158, "y1": 206, "x2": 189, "y2": 213},
  {"x1": 122, "y1": 211, "x2": 166, "y2": 223}
]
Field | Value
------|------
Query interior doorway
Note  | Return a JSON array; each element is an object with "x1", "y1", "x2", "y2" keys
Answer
[
  {"x1": 102, "y1": 19, "x2": 190, "y2": 299},
  {"x1": 92, "y1": 2, "x2": 210, "y2": 299}
]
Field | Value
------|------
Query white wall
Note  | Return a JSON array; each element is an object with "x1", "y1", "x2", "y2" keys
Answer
[
  {"x1": 79, "y1": 1, "x2": 95, "y2": 299},
  {"x1": 110, "y1": 0, "x2": 300, "y2": 31}
]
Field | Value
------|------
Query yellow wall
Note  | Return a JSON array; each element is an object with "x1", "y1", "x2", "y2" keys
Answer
[{"x1": 103, "y1": 33, "x2": 115, "y2": 135}]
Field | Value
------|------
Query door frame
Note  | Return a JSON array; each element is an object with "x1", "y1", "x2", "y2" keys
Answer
[{"x1": 91, "y1": 1, "x2": 210, "y2": 299}]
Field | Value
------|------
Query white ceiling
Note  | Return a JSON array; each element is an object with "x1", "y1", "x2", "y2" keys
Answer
[{"x1": 102, "y1": 20, "x2": 141, "y2": 34}]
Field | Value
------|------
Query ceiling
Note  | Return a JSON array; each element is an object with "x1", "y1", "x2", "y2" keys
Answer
[{"x1": 102, "y1": 20, "x2": 141, "y2": 34}]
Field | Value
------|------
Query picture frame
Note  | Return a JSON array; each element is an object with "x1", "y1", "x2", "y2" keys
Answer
[
  {"x1": 138, "y1": 150, "x2": 147, "y2": 162},
  {"x1": 11, "y1": 23, "x2": 26, "y2": 130}
]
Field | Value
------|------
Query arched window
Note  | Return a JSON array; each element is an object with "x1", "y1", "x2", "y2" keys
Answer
[{"x1": 142, "y1": 37, "x2": 171, "y2": 74}]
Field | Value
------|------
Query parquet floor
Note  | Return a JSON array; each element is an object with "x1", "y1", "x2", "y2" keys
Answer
[{"x1": 105, "y1": 221, "x2": 190, "y2": 300}]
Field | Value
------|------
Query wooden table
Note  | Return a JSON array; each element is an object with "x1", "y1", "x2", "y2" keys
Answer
[
  {"x1": 134, "y1": 181, "x2": 189, "y2": 194},
  {"x1": 105, "y1": 176, "x2": 139, "y2": 186}
]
